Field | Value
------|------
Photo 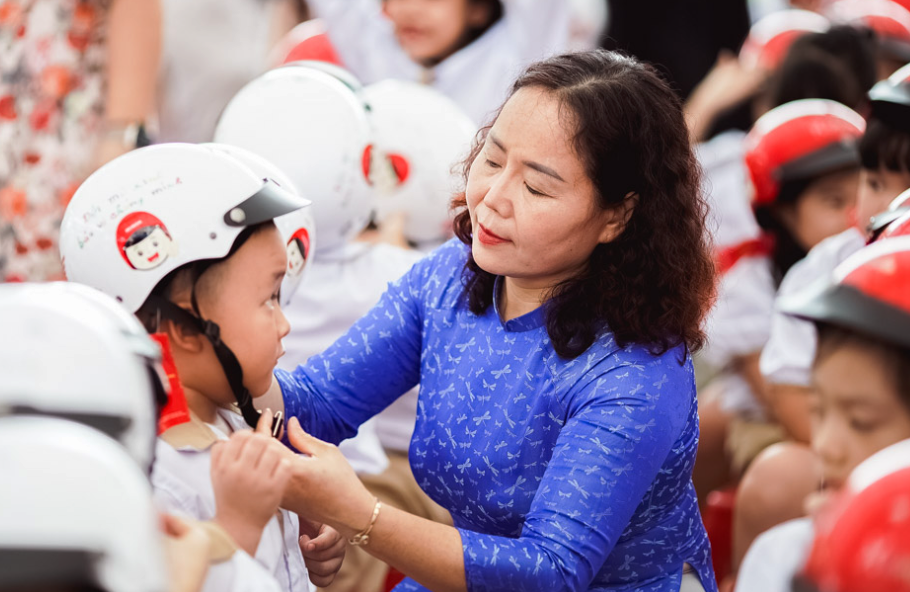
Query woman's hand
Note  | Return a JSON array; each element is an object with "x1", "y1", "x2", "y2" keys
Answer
[
  {"x1": 281, "y1": 417, "x2": 376, "y2": 538},
  {"x1": 211, "y1": 421, "x2": 292, "y2": 555},
  {"x1": 299, "y1": 518, "x2": 347, "y2": 587}
]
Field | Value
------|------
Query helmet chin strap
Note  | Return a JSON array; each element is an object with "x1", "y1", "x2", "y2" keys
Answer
[{"x1": 146, "y1": 295, "x2": 282, "y2": 436}]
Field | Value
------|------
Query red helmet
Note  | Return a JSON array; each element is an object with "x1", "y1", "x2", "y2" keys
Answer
[
  {"x1": 273, "y1": 19, "x2": 345, "y2": 68},
  {"x1": 745, "y1": 99, "x2": 865, "y2": 207},
  {"x1": 739, "y1": 9, "x2": 830, "y2": 71},
  {"x1": 827, "y1": 0, "x2": 910, "y2": 63},
  {"x1": 869, "y1": 62, "x2": 910, "y2": 132},
  {"x1": 798, "y1": 440, "x2": 910, "y2": 592},
  {"x1": 780, "y1": 237, "x2": 910, "y2": 349}
]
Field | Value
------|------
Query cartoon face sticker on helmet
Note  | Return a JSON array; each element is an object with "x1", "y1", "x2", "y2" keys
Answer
[
  {"x1": 116, "y1": 211, "x2": 177, "y2": 271},
  {"x1": 362, "y1": 144, "x2": 410, "y2": 197},
  {"x1": 286, "y1": 227, "x2": 311, "y2": 278}
]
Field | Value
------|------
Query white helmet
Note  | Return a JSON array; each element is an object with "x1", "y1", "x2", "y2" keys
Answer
[
  {"x1": 361, "y1": 80, "x2": 476, "y2": 247},
  {"x1": 214, "y1": 66, "x2": 374, "y2": 253},
  {"x1": 60, "y1": 143, "x2": 308, "y2": 429},
  {"x1": 0, "y1": 416, "x2": 168, "y2": 592},
  {"x1": 206, "y1": 143, "x2": 317, "y2": 307},
  {"x1": 0, "y1": 282, "x2": 163, "y2": 472}
]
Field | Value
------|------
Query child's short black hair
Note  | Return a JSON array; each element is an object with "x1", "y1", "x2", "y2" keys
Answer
[
  {"x1": 816, "y1": 322, "x2": 910, "y2": 413},
  {"x1": 767, "y1": 25, "x2": 878, "y2": 111},
  {"x1": 860, "y1": 117, "x2": 910, "y2": 174}
]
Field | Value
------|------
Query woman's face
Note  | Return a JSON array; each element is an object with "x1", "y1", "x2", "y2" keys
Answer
[
  {"x1": 465, "y1": 87, "x2": 625, "y2": 291},
  {"x1": 810, "y1": 340, "x2": 910, "y2": 491},
  {"x1": 779, "y1": 168, "x2": 859, "y2": 251},
  {"x1": 383, "y1": 0, "x2": 490, "y2": 64}
]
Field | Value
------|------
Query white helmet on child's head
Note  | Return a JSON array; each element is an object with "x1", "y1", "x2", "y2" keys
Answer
[
  {"x1": 362, "y1": 80, "x2": 476, "y2": 246},
  {"x1": 206, "y1": 142, "x2": 317, "y2": 306},
  {"x1": 60, "y1": 143, "x2": 308, "y2": 312},
  {"x1": 0, "y1": 416, "x2": 167, "y2": 592},
  {"x1": 60, "y1": 143, "x2": 309, "y2": 430},
  {"x1": 214, "y1": 66, "x2": 374, "y2": 254},
  {"x1": 0, "y1": 282, "x2": 163, "y2": 472}
]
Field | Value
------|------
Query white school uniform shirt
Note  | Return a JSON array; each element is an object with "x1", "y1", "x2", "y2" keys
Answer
[
  {"x1": 760, "y1": 227, "x2": 866, "y2": 387},
  {"x1": 152, "y1": 409, "x2": 313, "y2": 592},
  {"x1": 279, "y1": 241, "x2": 425, "y2": 463},
  {"x1": 305, "y1": 0, "x2": 570, "y2": 126},
  {"x1": 698, "y1": 130, "x2": 779, "y2": 417},
  {"x1": 735, "y1": 517, "x2": 814, "y2": 592}
]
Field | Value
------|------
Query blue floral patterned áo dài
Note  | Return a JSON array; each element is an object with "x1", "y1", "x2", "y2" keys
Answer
[{"x1": 276, "y1": 239, "x2": 717, "y2": 592}]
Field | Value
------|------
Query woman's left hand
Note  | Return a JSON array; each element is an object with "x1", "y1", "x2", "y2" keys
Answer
[
  {"x1": 282, "y1": 417, "x2": 377, "y2": 538},
  {"x1": 298, "y1": 519, "x2": 347, "y2": 587}
]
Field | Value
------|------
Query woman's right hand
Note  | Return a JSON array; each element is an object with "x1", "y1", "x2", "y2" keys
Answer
[{"x1": 211, "y1": 414, "x2": 291, "y2": 555}]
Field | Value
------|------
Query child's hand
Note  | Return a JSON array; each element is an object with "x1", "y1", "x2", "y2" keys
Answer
[
  {"x1": 211, "y1": 428, "x2": 291, "y2": 556},
  {"x1": 299, "y1": 518, "x2": 347, "y2": 587}
]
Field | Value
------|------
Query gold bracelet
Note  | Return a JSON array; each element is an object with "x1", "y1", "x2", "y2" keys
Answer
[{"x1": 348, "y1": 498, "x2": 382, "y2": 546}]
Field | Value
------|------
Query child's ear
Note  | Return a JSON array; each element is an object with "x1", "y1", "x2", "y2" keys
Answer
[
  {"x1": 163, "y1": 312, "x2": 205, "y2": 354},
  {"x1": 598, "y1": 192, "x2": 639, "y2": 244}
]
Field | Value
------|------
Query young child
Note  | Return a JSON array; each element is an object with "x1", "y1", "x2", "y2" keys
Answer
[
  {"x1": 58, "y1": 143, "x2": 342, "y2": 592},
  {"x1": 732, "y1": 61, "x2": 910, "y2": 570},
  {"x1": 302, "y1": 0, "x2": 570, "y2": 124},
  {"x1": 796, "y1": 440, "x2": 910, "y2": 592},
  {"x1": 734, "y1": 236, "x2": 910, "y2": 592},
  {"x1": 214, "y1": 66, "x2": 452, "y2": 592}
]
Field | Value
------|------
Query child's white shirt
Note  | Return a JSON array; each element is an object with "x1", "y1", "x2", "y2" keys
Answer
[
  {"x1": 734, "y1": 517, "x2": 814, "y2": 592},
  {"x1": 760, "y1": 227, "x2": 866, "y2": 387},
  {"x1": 152, "y1": 409, "x2": 312, "y2": 592},
  {"x1": 703, "y1": 255, "x2": 777, "y2": 417},
  {"x1": 305, "y1": 0, "x2": 570, "y2": 126},
  {"x1": 279, "y1": 242, "x2": 425, "y2": 464}
]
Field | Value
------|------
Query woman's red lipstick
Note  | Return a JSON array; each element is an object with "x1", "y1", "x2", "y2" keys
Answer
[{"x1": 477, "y1": 223, "x2": 508, "y2": 246}]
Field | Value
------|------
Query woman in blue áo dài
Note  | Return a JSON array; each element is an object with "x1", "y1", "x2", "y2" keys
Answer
[{"x1": 270, "y1": 50, "x2": 718, "y2": 592}]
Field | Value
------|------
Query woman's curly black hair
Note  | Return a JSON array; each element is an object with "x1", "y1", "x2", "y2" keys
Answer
[{"x1": 451, "y1": 50, "x2": 716, "y2": 360}]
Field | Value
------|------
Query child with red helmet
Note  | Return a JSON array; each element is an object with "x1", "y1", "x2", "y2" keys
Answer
[
  {"x1": 696, "y1": 100, "x2": 865, "y2": 572},
  {"x1": 732, "y1": 63, "x2": 910, "y2": 579},
  {"x1": 735, "y1": 238, "x2": 910, "y2": 592}
]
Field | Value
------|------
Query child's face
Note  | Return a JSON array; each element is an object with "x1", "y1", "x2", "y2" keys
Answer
[
  {"x1": 810, "y1": 340, "x2": 910, "y2": 490},
  {"x1": 780, "y1": 168, "x2": 859, "y2": 251},
  {"x1": 857, "y1": 167, "x2": 910, "y2": 231},
  {"x1": 383, "y1": 0, "x2": 490, "y2": 64},
  {"x1": 198, "y1": 226, "x2": 290, "y2": 400}
]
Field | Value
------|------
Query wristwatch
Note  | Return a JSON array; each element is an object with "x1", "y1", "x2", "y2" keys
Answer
[{"x1": 103, "y1": 121, "x2": 152, "y2": 149}]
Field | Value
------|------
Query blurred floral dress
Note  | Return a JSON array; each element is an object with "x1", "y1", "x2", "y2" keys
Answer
[{"x1": 0, "y1": 0, "x2": 108, "y2": 281}]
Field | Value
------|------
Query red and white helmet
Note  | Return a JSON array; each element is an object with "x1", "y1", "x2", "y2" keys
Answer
[
  {"x1": 60, "y1": 143, "x2": 308, "y2": 430},
  {"x1": 0, "y1": 416, "x2": 167, "y2": 592},
  {"x1": 60, "y1": 143, "x2": 308, "y2": 312},
  {"x1": 739, "y1": 9, "x2": 830, "y2": 71},
  {"x1": 268, "y1": 18, "x2": 345, "y2": 69},
  {"x1": 826, "y1": 0, "x2": 910, "y2": 63},
  {"x1": 869, "y1": 62, "x2": 910, "y2": 131},
  {"x1": 0, "y1": 282, "x2": 164, "y2": 472},
  {"x1": 798, "y1": 439, "x2": 910, "y2": 592},
  {"x1": 780, "y1": 236, "x2": 910, "y2": 349},
  {"x1": 745, "y1": 99, "x2": 865, "y2": 207},
  {"x1": 214, "y1": 66, "x2": 374, "y2": 253},
  {"x1": 362, "y1": 80, "x2": 476, "y2": 247},
  {"x1": 205, "y1": 143, "x2": 317, "y2": 306}
]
